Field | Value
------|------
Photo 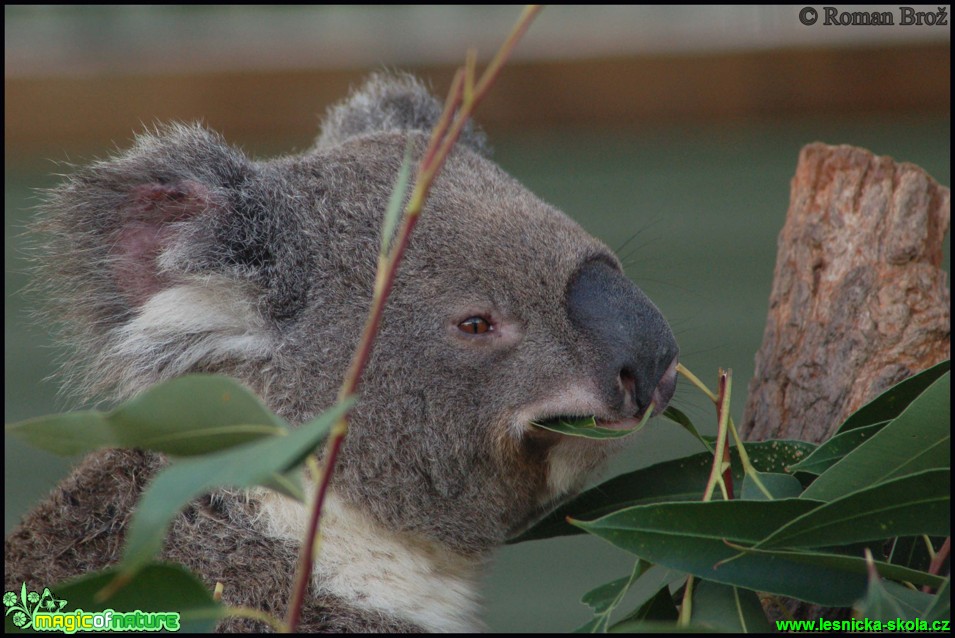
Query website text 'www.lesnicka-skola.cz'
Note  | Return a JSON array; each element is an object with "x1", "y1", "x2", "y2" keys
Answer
[{"x1": 776, "y1": 617, "x2": 949, "y2": 632}]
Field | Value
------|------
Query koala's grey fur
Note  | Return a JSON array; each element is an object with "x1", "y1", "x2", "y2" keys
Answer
[{"x1": 5, "y1": 73, "x2": 678, "y2": 632}]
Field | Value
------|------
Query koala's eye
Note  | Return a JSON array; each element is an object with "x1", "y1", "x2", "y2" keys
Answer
[{"x1": 458, "y1": 316, "x2": 493, "y2": 335}]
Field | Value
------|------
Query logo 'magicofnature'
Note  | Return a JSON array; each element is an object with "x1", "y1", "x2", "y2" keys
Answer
[{"x1": 4, "y1": 583, "x2": 180, "y2": 633}]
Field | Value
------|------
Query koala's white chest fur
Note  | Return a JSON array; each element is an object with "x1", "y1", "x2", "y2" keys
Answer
[{"x1": 254, "y1": 489, "x2": 484, "y2": 632}]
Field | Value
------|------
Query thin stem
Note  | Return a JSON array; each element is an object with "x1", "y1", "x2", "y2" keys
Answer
[
  {"x1": 408, "y1": 5, "x2": 541, "y2": 217},
  {"x1": 226, "y1": 606, "x2": 290, "y2": 633},
  {"x1": 464, "y1": 49, "x2": 477, "y2": 104},
  {"x1": 284, "y1": 6, "x2": 543, "y2": 632},
  {"x1": 702, "y1": 370, "x2": 732, "y2": 501},
  {"x1": 421, "y1": 69, "x2": 465, "y2": 183},
  {"x1": 474, "y1": 5, "x2": 543, "y2": 97},
  {"x1": 678, "y1": 575, "x2": 695, "y2": 626},
  {"x1": 676, "y1": 362, "x2": 718, "y2": 403},
  {"x1": 680, "y1": 363, "x2": 774, "y2": 498},
  {"x1": 922, "y1": 536, "x2": 950, "y2": 593},
  {"x1": 717, "y1": 371, "x2": 734, "y2": 499},
  {"x1": 685, "y1": 370, "x2": 731, "y2": 626},
  {"x1": 727, "y1": 413, "x2": 773, "y2": 499}
]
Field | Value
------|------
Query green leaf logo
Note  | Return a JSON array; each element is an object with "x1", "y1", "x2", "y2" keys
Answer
[{"x1": 3, "y1": 583, "x2": 66, "y2": 630}]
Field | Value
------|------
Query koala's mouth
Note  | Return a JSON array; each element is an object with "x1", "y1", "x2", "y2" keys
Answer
[
  {"x1": 541, "y1": 415, "x2": 639, "y2": 429},
  {"x1": 594, "y1": 417, "x2": 645, "y2": 431},
  {"x1": 531, "y1": 414, "x2": 646, "y2": 437},
  {"x1": 528, "y1": 358, "x2": 678, "y2": 439},
  {"x1": 533, "y1": 415, "x2": 596, "y2": 428}
]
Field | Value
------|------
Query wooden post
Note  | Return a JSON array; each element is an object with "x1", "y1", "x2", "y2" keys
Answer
[{"x1": 741, "y1": 143, "x2": 950, "y2": 443}]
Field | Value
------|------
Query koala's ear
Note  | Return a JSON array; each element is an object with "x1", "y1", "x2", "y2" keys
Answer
[
  {"x1": 35, "y1": 123, "x2": 284, "y2": 400},
  {"x1": 313, "y1": 72, "x2": 490, "y2": 155},
  {"x1": 39, "y1": 123, "x2": 252, "y2": 306}
]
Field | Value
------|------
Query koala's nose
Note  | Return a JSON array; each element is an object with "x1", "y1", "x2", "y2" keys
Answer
[{"x1": 566, "y1": 259, "x2": 679, "y2": 417}]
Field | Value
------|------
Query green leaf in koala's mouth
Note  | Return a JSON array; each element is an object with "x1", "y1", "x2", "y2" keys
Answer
[{"x1": 532, "y1": 409, "x2": 653, "y2": 439}]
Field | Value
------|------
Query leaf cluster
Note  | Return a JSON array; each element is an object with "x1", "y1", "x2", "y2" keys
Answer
[
  {"x1": 7, "y1": 363, "x2": 947, "y2": 632},
  {"x1": 6, "y1": 376, "x2": 351, "y2": 632},
  {"x1": 513, "y1": 361, "x2": 950, "y2": 632}
]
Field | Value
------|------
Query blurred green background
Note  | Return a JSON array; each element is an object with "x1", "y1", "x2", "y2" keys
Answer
[{"x1": 5, "y1": 5, "x2": 950, "y2": 633}]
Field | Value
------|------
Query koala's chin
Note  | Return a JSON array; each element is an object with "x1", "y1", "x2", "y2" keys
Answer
[{"x1": 7, "y1": 73, "x2": 678, "y2": 632}]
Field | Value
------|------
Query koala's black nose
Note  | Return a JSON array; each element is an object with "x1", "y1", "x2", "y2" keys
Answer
[{"x1": 566, "y1": 259, "x2": 679, "y2": 417}]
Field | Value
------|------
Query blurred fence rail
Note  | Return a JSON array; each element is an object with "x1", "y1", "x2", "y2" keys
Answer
[{"x1": 5, "y1": 5, "x2": 950, "y2": 158}]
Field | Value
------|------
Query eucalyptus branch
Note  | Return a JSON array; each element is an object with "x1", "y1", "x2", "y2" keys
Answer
[
  {"x1": 676, "y1": 362, "x2": 718, "y2": 403},
  {"x1": 727, "y1": 411, "x2": 773, "y2": 499},
  {"x1": 702, "y1": 370, "x2": 733, "y2": 501},
  {"x1": 678, "y1": 363, "x2": 773, "y2": 499},
  {"x1": 922, "y1": 536, "x2": 950, "y2": 593},
  {"x1": 684, "y1": 370, "x2": 732, "y2": 626},
  {"x1": 226, "y1": 606, "x2": 290, "y2": 633},
  {"x1": 678, "y1": 575, "x2": 695, "y2": 626},
  {"x1": 284, "y1": 6, "x2": 543, "y2": 632}
]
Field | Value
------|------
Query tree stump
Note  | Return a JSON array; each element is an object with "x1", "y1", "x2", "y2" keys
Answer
[{"x1": 741, "y1": 143, "x2": 950, "y2": 443}]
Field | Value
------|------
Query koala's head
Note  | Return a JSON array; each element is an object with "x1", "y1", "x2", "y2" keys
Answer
[{"x1": 36, "y1": 73, "x2": 678, "y2": 555}]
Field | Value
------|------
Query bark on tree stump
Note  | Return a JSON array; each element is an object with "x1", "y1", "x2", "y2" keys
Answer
[{"x1": 741, "y1": 143, "x2": 950, "y2": 443}]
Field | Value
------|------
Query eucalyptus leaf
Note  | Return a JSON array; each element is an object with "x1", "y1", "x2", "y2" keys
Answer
[
  {"x1": 380, "y1": 142, "x2": 414, "y2": 256},
  {"x1": 571, "y1": 499, "x2": 820, "y2": 549},
  {"x1": 513, "y1": 440, "x2": 815, "y2": 543},
  {"x1": 856, "y1": 576, "x2": 937, "y2": 623},
  {"x1": 836, "y1": 360, "x2": 949, "y2": 434},
  {"x1": 688, "y1": 580, "x2": 772, "y2": 633},
  {"x1": 6, "y1": 411, "x2": 118, "y2": 457},
  {"x1": 788, "y1": 422, "x2": 887, "y2": 475},
  {"x1": 802, "y1": 373, "x2": 950, "y2": 501},
  {"x1": 923, "y1": 579, "x2": 950, "y2": 624},
  {"x1": 118, "y1": 399, "x2": 352, "y2": 577},
  {"x1": 608, "y1": 620, "x2": 717, "y2": 633},
  {"x1": 605, "y1": 565, "x2": 687, "y2": 632},
  {"x1": 574, "y1": 560, "x2": 647, "y2": 633},
  {"x1": 6, "y1": 375, "x2": 288, "y2": 457},
  {"x1": 573, "y1": 616, "x2": 605, "y2": 633},
  {"x1": 608, "y1": 585, "x2": 678, "y2": 630},
  {"x1": 533, "y1": 411, "x2": 651, "y2": 440},
  {"x1": 740, "y1": 471, "x2": 804, "y2": 500},
  {"x1": 572, "y1": 499, "x2": 944, "y2": 605},
  {"x1": 662, "y1": 406, "x2": 713, "y2": 453},
  {"x1": 581, "y1": 574, "x2": 630, "y2": 615},
  {"x1": 48, "y1": 563, "x2": 224, "y2": 634},
  {"x1": 757, "y1": 469, "x2": 949, "y2": 549}
]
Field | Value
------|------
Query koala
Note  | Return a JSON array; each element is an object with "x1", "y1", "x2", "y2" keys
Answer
[{"x1": 5, "y1": 73, "x2": 678, "y2": 632}]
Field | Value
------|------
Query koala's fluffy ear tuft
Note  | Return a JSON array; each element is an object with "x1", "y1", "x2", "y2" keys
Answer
[
  {"x1": 32, "y1": 122, "x2": 281, "y2": 402},
  {"x1": 313, "y1": 72, "x2": 490, "y2": 155}
]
